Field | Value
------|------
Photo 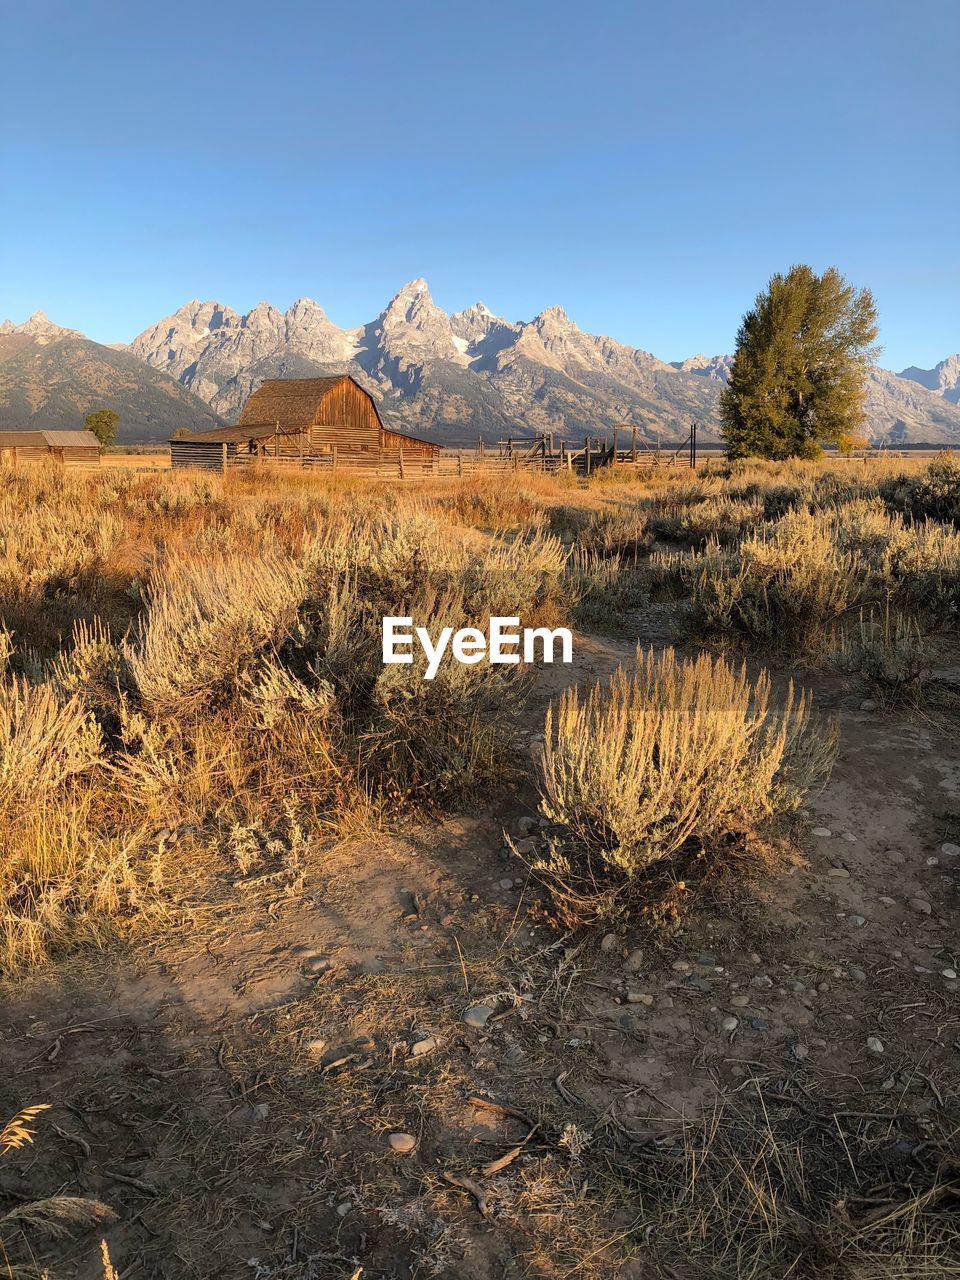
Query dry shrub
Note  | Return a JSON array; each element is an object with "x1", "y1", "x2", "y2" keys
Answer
[
  {"x1": 690, "y1": 508, "x2": 862, "y2": 654},
  {"x1": 649, "y1": 494, "x2": 765, "y2": 546},
  {"x1": 829, "y1": 607, "x2": 931, "y2": 699},
  {"x1": 535, "y1": 647, "x2": 836, "y2": 919},
  {"x1": 126, "y1": 552, "x2": 307, "y2": 717},
  {"x1": 577, "y1": 505, "x2": 653, "y2": 558},
  {"x1": 881, "y1": 452, "x2": 960, "y2": 527},
  {"x1": 362, "y1": 583, "x2": 527, "y2": 804},
  {"x1": 0, "y1": 679, "x2": 102, "y2": 827}
]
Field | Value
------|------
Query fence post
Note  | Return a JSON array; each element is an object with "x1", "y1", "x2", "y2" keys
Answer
[
  {"x1": 631, "y1": 425, "x2": 637, "y2": 463},
  {"x1": 457, "y1": 450, "x2": 463, "y2": 477},
  {"x1": 332, "y1": 445, "x2": 338, "y2": 472},
  {"x1": 612, "y1": 427, "x2": 618, "y2": 464},
  {"x1": 399, "y1": 448, "x2": 405, "y2": 480},
  {"x1": 584, "y1": 435, "x2": 591, "y2": 476},
  {"x1": 221, "y1": 442, "x2": 228, "y2": 473}
]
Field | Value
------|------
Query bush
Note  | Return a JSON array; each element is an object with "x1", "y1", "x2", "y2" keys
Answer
[
  {"x1": 125, "y1": 553, "x2": 307, "y2": 717},
  {"x1": 534, "y1": 647, "x2": 836, "y2": 920},
  {"x1": 880, "y1": 454, "x2": 960, "y2": 527},
  {"x1": 828, "y1": 608, "x2": 931, "y2": 699},
  {"x1": 689, "y1": 509, "x2": 861, "y2": 654}
]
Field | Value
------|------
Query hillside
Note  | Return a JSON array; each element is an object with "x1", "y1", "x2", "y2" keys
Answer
[{"x1": 0, "y1": 313, "x2": 223, "y2": 440}]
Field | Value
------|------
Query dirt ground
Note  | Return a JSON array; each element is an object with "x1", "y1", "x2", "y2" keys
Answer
[{"x1": 2, "y1": 606, "x2": 959, "y2": 1279}]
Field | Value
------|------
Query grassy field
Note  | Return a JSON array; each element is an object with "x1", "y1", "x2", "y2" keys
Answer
[{"x1": 1, "y1": 456, "x2": 959, "y2": 1279}]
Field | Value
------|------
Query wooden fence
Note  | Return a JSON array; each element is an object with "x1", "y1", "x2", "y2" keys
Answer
[{"x1": 214, "y1": 422, "x2": 701, "y2": 479}]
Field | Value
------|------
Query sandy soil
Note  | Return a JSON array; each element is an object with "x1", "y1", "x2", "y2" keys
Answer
[{"x1": 1, "y1": 609, "x2": 958, "y2": 1278}]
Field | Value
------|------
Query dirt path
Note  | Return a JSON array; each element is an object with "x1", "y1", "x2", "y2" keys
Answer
[{"x1": 2, "y1": 616, "x2": 958, "y2": 1278}]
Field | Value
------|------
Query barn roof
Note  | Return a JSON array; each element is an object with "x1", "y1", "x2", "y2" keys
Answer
[
  {"x1": 171, "y1": 422, "x2": 303, "y2": 444},
  {"x1": 0, "y1": 429, "x2": 99, "y2": 448},
  {"x1": 238, "y1": 375, "x2": 379, "y2": 429}
]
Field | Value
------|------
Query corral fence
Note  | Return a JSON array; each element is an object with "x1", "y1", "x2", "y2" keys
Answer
[{"x1": 218, "y1": 422, "x2": 702, "y2": 480}]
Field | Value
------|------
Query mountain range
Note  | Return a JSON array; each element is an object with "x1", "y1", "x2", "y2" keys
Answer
[{"x1": 2, "y1": 283, "x2": 959, "y2": 446}]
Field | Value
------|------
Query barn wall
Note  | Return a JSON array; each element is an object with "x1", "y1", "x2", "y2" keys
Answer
[{"x1": 62, "y1": 447, "x2": 101, "y2": 467}]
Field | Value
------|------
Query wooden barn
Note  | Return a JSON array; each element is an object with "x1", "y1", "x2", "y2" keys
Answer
[
  {"x1": 0, "y1": 429, "x2": 101, "y2": 467},
  {"x1": 169, "y1": 375, "x2": 440, "y2": 474}
]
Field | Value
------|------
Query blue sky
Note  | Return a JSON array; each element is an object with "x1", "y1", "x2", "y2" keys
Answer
[{"x1": 1, "y1": 0, "x2": 957, "y2": 370}]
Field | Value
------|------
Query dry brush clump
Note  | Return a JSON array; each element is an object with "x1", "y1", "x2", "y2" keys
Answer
[
  {"x1": 534, "y1": 647, "x2": 836, "y2": 923},
  {"x1": 689, "y1": 508, "x2": 862, "y2": 654}
]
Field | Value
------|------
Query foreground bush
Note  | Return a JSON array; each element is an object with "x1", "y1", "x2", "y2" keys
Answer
[{"x1": 535, "y1": 648, "x2": 836, "y2": 920}]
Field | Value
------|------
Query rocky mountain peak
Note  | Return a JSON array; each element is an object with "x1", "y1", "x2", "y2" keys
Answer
[
  {"x1": 0, "y1": 310, "x2": 76, "y2": 340},
  {"x1": 450, "y1": 302, "x2": 518, "y2": 351},
  {"x1": 899, "y1": 354, "x2": 960, "y2": 405},
  {"x1": 374, "y1": 278, "x2": 463, "y2": 363}
]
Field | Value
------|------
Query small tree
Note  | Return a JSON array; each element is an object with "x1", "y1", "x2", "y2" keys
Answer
[
  {"x1": 85, "y1": 409, "x2": 120, "y2": 452},
  {"x1": 721, "y1": 266, "x2": 880, "y2": 459},
  {"x1": 836, "y1": 431, "x2": 870, "y2": 457}
]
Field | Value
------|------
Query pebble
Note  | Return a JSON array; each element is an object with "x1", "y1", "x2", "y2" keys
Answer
[
  {"x1": 688, "y1": 977, "x2": 713, "y2": 993},
  {"x1": 859, "y1": 699, "x2": 877, "y2": 712},
  {"x1": 812, "y1": 827, "x2": 833, "y2": 838},
  {"x1": 751, "y1": 1018, "x2": 770, "y2": 1032},
  {"x1": 751, "y1": 974, "x2": 773, "y2": 989},
  {"x1": 626, "y1": 992, "x2": 654, "y2": 1005},
  {"x1": 848, "y1": 967, "x2": 867, "y2": 982},
  {"x1": 720, "y1": 1016, "x2": 739, "y2": 1033},
  {"x1": 499, "y1": 878, "x2": 514, "y2": 890},
  {"x1": 462, "y1": 1005, "x2": 493, "y2": 1029},
  {"x1": 623, "y1": 949, "x2": 645, "y2": 974},
  {"x1": 842, "y1": 833, "x2": 858, "y2": 843},
  {"x1": 600, "y1": 932, "x2": 618, "y2": 952},
  {"x1": 387, "y1": 1132, "x2": 417, "y2": 1153},
  {"x1": 888, "y1": 851, "x2": 905, "y2": 864},
  {"x1": 409, "y1": 1036, "x2": 437, "y2": 1058},
  {"x1": 514, "y1": 838, "x2": 537, "y2": 856},
  {"x1": 671, "y1": 960, "x2": 691, "y2": 973},
  {"x1": 908, "y1": 898, "x2": 932, "y2": 915},
  {"x1": 942, "y1": 968, "x2": 958, "y2": 980},
  {"x1": 828, "y1": 867, "x2": 850, "y2": 878},
  {"x1": 926, "y1": 857, "x2": 940, "y2": 866},
  {"x1": 785, "y1": 979, "x2": 805, "y2": 993},
  {"x1": 792, "y1": 1043, "x2": 809, "y2": 1061},
  {"x1": 516, "y1": 816, "x2": 538, "y2": 836},
  {"x1": 848, "y1": 915, "x2": 866, "y2": 928},
  {"x1": 878, "y1": 896, "x2": 895, "y2": 906},
  {"x1": 304, "y1": 1038, "x2": 327, "y2": 1059},
  {"x1": 658, "y1": 995, "x2": 674, "y2": 1009},
  {"x1": 696, "y1": 953, "x2": 717, "y2": 966},
  {"x1": 336, "y1": 1201, "x2": 352, "y2": 1217},
  {"x1": 866, "y1": 1036, "x2": 885, "y2": 1056},
  {"x1": 731, "y1": 994, "x2": 750, "y2": 1007},
  {"x1": 304, "y1": 955, "x2": 332, "y2": 975},
  {"x1": 942, "y1": 842, "x2": 960, "y2": 858}
]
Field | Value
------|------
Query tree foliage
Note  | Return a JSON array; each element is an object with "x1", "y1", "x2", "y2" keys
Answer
[
  {"x1": 85, "y1": 408, "x2": 120, "y2": 452},
  {"x1": 720, "y1": 266, "x2": 880, "y2": 459}
]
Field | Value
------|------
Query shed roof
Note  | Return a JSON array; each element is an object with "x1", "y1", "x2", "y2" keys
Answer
[
  {"x1": 238, "y1": 375, "x2": 378, "y2": 429},
  {"x1": 0, "y1": 429, "x2": 100, "y2": 448},
  {"x1": 171, "y1": 422, "x2": 303, "y2": 444}
]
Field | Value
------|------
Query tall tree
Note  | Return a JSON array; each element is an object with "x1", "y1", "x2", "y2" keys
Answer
[
  {"x1": 720, "y1": 266, "x2": 880, "y2": 459},
  {"x1": 85, "y1": 408, "x2": 120, "y2": 452}
]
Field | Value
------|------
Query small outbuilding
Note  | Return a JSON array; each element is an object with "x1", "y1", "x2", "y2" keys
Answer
[
  {"x1": 169, "y1": 375, "x2": 440, "y2": 473},
  {"x1": 0, "y1": 429, "x2": 101, "y2": 467}
]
